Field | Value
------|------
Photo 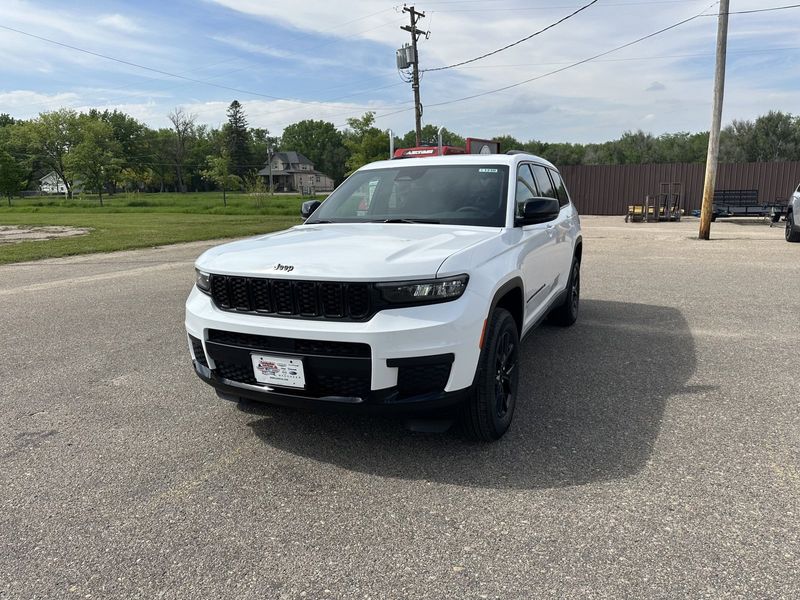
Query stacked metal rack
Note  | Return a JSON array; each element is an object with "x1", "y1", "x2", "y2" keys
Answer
[{"x1": 625, "y1": 182, "x2": 683, "y2": 222}]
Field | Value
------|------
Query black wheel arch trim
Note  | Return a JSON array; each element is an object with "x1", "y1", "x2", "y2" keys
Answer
[{"x1": 489, "y1": 276, "x2": 525, "y2": 314}]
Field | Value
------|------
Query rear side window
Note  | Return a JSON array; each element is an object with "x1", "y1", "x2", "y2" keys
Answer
[
  {"x1": 530, "y1": 164, "x2": 557, "y2": 200},
  {"x1": 548, "y1": 169, "x2": 570, "y2": 207}
]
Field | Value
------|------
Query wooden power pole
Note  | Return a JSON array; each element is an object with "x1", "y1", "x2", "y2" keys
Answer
[
  {"x1": 401, "y1": 5, "x2": 426, "y2": 146},
  {"x1": 698, "y1": 0, "x2": 730, "y2": 240}
]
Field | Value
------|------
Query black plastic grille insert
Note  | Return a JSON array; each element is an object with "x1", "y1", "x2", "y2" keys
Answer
[{"x1": 209, "y1": 275, "x2": 372, "y2": 320}]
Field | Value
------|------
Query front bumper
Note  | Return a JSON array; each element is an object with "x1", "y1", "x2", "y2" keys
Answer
[
  {"x1": 185, "y1": 285, "x2": 487, "y2": 408},
  {"x1": 192, "y1": 361, "x2": 470, "y2": 413}
]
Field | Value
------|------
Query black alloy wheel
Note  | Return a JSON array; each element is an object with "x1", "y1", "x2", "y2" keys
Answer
[
  {"x1": 461, "y1": 308, "x2": 520, "y2": 442},
  {"x1": 494, "y1": 329, "x2": 517, "y2": 420},
  {"x1": 787, "y1": 212, "x2": 800, "y2": 242},
  {"x1": 549, "y1": 257, "x2": 580, "y2": 327}
]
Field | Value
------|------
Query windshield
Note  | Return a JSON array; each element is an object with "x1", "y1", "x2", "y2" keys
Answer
[{"x1": 306, "y1": 164, "x2": 510, "y2": 227}]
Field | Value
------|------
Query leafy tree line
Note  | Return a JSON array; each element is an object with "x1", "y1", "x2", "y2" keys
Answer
[
  {"x1": 1, "y1": 104, "x2": 799, "y2": 202},
  {"x1": 492, "y1": 111, "x2": 800, "y2": 167}
]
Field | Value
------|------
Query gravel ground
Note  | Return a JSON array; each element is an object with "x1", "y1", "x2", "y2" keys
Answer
[
  {"x1": 0, "y1": 217, "x2": 798, "y2": 599},
  {"x1": 0, "y1": 226, "x2": 91, "y2": 244}
]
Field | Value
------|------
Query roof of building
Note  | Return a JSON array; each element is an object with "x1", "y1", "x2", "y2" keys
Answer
[
  {"x1": 39, "y1": 170, "x2": 61, "y2": 181},
  {"x1": 257, "y1": 166, "x2": 333, "y2": 178},
  {"x1": 271, "y1": 151, "x2": 313, "y2": 166}
]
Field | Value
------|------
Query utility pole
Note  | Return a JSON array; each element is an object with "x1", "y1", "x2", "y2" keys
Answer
[
  {"x1": 401, "y1": 5, "x2": 426, "y2": 146},
  {"x1": 268, "y1": 146, "x2": 274, "y2": 196},
  {"x1": 698, "y1": 0, "x2": 730, "y2": 240}
]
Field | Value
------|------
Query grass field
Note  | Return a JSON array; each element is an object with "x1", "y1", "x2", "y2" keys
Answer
[
  {"x1": 2, "y1": 191, "x2": 311, "y2": 215},
  {"x1": 0, "y1": 192, "x2": 312, "y2": 264}
]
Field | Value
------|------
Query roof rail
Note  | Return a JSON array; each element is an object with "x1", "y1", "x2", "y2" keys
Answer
[{"x1": 505, "y1": 150, "x2": 528, "y2": 155}]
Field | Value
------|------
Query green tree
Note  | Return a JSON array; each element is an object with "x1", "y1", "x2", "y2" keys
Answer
[
  {"x1": 399, "y1": 124, "x2": 465, "y2": 149},
  {"x1": 90, "y1": 109, "x2": 147, "y2": 190},
  {"x1": 492, "y1": 134, "x2": 523, "y2": 152},
  {"x1": 0, "y1": 149, "x2": 26, "y2": 205},
  {"x1": 608, "y1": 130, "x2": 661, "y2": 164},
  {"x1": 189, "y1": 124, "x2": 219, "y2": 191},
  {"x1": 250, "y1": 127, "x2": 278, "y2": 168},
  {"x1": 144, "y1": 128, "x2": 177, "y2": 192},
  {"x1": 343, "y1": 112, "x2": 392, "y2": 173},
  {"x1": 15, "y1": 109, "x2": 79, "y2": 198},
  {"x1": 167, "y1": 107, "x2": 196, "y2": 192},
  {"x1": 65, "y1": 116, "x2": 123, "y2": 205},
  {"x1": 201, "y1": 149, "x2": 241, "y2": 206},
  {"x1": 748, "y1": 111, "x2": 799, "y2": 161},
  {"x1": 224, "y1": 100, "x2": 251, "y2": 178},
  {"x1": 532, "y1": 142, "x2": 585, "y2": 166},
  {"x1": 0, "y1": 114, "x2": 16, "y2": 128},
  {"x1": 279, "y1": 119, "x2": 348, "y2": 183},
  {"x1": 656, "y1": 131, "x2": 708, "y2": 163}
]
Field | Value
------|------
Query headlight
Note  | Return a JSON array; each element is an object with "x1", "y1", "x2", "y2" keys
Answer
[
  {"x1": 377, "y1": 275, "x2": 468, "y2": 304},
  {"x1": 195, "y1": 269, "x2": 211, "y2": 294}
]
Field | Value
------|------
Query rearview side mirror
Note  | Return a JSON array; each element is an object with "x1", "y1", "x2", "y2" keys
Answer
[
  {"x1": 301, "y1": 200, "x2": 321, "y2": 220},
  {"x1": 515, "y1": 197, "x2": 560, "y2": 226}
]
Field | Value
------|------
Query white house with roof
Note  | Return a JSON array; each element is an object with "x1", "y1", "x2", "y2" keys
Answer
[
  {"x1": 39, "y1": 171, "x2": 82, "y2": 195},
  {"x1": 39, "y1": 171, "x2": 68, "y2": 194},
  {"x1": 257, "y1": 151, "x2": 335, "y2": 193}
]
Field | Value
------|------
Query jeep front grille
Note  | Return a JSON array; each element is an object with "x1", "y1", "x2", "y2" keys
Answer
[{"x1": 209, "y1": 275, "x2": 372, "y2": 320}]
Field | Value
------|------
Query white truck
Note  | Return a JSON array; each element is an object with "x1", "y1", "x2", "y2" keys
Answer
[{"x1": 185, "y1": 151, "x2": 582, "y2": 440}]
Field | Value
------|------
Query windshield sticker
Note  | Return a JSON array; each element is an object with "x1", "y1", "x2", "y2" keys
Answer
[{"x1": 478, "y1": 168, "x2": 498, "y2": 173}]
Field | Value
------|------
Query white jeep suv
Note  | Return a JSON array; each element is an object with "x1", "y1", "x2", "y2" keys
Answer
[{"x1": 185, "y1": 153, "x2": 582, "y2": 440}]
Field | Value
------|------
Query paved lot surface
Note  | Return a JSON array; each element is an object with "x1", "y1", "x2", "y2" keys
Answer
[{"x1": 1, "y1": 217, "x2": 798, "y2": 599}]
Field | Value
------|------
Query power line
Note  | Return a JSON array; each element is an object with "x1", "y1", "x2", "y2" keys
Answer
[
  {"x1": 0, "y1": 24, "x2": 407, "y2": 112},
  {"x1": 419, "y1": 0, "x2": 698, "y2": 6},
  {"x1": 15, "y1": 7, "x2": 406, "y2": 113},
  {"x1": 421, "y1": 0, "x2": 599, "y2": 72},
  {"x1": 703, "y1": 3, "x2": 800, "y2": 15},
  {"x1": 432, "y1": 0, "x2": 700, "y2": 12},
  {"x1": 421, "y1": 1, "x2": 721, "y2": 109},
  {"x1": 452, "y1": 46, "x2": 800, "y2": 69},
  {"x1": 350, "y1": 1, "x2": 720, "y2": 127}
]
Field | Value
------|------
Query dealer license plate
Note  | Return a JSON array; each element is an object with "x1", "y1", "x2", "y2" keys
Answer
[{"x1": 251, "y1": 354, "x2": 306, "y2": 389}]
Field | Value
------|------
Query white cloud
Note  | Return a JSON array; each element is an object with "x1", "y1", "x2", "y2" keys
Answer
[
  {"x1": 97, "y1": 14, "x2": 143, "y2": 34},
  {"x1": 0, "y1": 0, "x2": 170, "y2": 76},
  {"x1": 210, "y1": 36, "x2": 340, "y2": 68},
  {"x1": 1, "y1": 0, "x2": 796, "y2": 143},
  {"x1": 0, "y1": 90, "x2": 81, "y2": 115},
  {"x1": 179, "y1": 98, "x2": 405, "y2": 134}
]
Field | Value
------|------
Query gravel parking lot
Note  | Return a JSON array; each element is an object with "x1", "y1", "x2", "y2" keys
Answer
[{"x1": 1, "y1": 216, "x2": 798, "y2": 599}]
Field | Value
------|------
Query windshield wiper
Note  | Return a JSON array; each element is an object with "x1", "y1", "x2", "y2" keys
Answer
[{"x1": 372, "y1": 218, "x2": 440, "y2": 224}]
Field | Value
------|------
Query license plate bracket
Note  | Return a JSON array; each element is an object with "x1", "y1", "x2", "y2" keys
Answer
[{"x1": 250, "y1": 353, "x2": 306, "y2": 389}]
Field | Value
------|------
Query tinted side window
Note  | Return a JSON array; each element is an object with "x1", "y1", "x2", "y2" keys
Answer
[
  {"x1": 530, "y1": 164, "x2": 557, "y2": 200},
  {"x1": 518, "y1": 164, "x2": 538, "y2": 196},
  {"x1": 549, "y1": 169, "x2": 570, "y2": 207},
  {"x1": 515, "y1": 165, "x2": 537, "y2": 217}
]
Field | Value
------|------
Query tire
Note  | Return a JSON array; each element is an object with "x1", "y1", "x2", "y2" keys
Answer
[
  {"x1": 549, "y1": 258, "x2": 580, "y2": 327},
  {"x1": 461, "y1": 308, "x2": 520, "y2": 442},
  {"x1": 786, "y1": 211, "x2": 800, "y2": 242}
]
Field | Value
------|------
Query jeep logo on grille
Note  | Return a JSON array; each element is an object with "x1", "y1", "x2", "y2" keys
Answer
[{"x1": 274, "y1": 263, "x2": 294, "y2": 272}]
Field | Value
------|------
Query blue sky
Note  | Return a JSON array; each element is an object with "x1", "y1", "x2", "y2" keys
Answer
[{"x1": 1, "y1": 0, "x2": 798, "y2": 143}]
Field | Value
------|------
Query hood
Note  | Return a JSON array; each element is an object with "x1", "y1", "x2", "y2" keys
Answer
[{"x1": 196, "y1": 223, "x2": 501, "y2": 281}]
